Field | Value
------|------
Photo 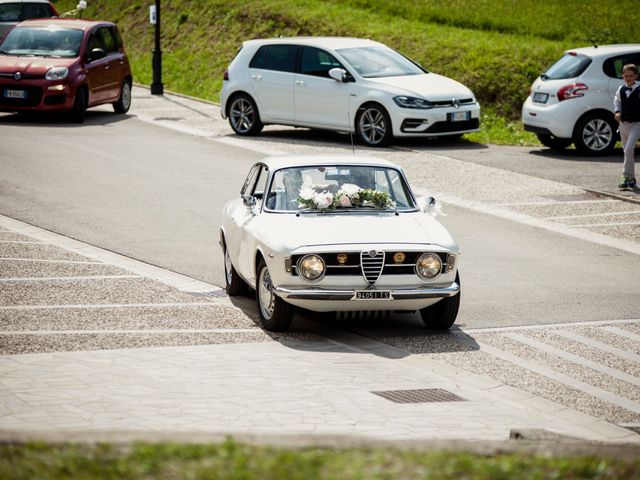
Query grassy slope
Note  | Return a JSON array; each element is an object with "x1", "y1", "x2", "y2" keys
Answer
[{"x1": 52, "y1": 0, "x2": 636, "y2": 145}]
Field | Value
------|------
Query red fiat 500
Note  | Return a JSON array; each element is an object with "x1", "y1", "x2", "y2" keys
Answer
[{"x1": 0, "y1": 18, "x2": 132, "y2": 122}]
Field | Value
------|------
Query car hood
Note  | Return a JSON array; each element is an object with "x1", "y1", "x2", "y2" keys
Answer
[
  {"x1": 251, "y1": 211, "x2": 456, "y2": 252},
  {"x1": 366, "y1": 73, "x2": 474, "y2": 100},
  {"x1": 0, "y1": 56, "x2": 76, "y2": 75}
]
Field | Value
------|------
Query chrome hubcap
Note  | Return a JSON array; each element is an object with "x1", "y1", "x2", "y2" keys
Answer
[
  {"x1": 230, "y1": 98, "x2": 255, "y2": 133},
  {"x1": 359, "y1": 108, "x2": 387, "y2": 145},
  {"x1": 582, "y1": 119, "x2": 612, "y2": 151},
  {"x1": 224, "y1": 249, "x2": 233, "y2": 286},
  {"x1": 258, "y1": 266, "x2": 275, "y2": 319}
]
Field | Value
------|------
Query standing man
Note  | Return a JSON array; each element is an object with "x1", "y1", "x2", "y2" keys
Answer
[{"x1": 614, "y1": 64, "x2": 640, "y2": 189}]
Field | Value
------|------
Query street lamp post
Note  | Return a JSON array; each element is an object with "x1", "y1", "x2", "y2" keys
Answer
[{"x1": 150, "y1": 0, "x2": 163, "y2": 95}]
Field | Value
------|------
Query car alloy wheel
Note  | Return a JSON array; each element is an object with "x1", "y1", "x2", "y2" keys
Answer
[
  {"x1": 113, "y1": 81, "x2": 131, "y2": 114},
  {"x1": 357, "y1": 105, "x2": 392, "y2": 147},
  {"x1": 574, "y1": 113, "x2": 616, "y2": 155},
  {"x1": 229, "y1": 95, "x2": 262, "y2": 135}
]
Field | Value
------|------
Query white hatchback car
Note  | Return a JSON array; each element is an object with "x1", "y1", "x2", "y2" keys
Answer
[
  {"x1": 220, "y1": 37, "x2": 480, "y2": 147},
  {"x1": 220, "y1": 154, "x2": 461, "y2": 332},
  {"x1": 522, "y1": 44, "x2": 640, "y2": 154}
]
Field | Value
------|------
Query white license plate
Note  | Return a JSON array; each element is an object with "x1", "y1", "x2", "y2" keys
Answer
[
  {"x1": 450, "y1": 111, "x2": 470, "y2": 122},
  {"x1": 4, "y1": 89, "x2": 26, "y2": 99},
  {"x1": 352, "y1": 290, "x2": 392, "y2": 300},
  {"x1": 533, "y1": 92, "x2": 549, "y2": 103}
]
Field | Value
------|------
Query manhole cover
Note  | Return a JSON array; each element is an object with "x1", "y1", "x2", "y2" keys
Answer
[
  {"x1": 372, "y1": 388, "x2": 465, "y2": 404},
  {"x1": 186, "y1": 290, "x2": 228, "y2": 298}
]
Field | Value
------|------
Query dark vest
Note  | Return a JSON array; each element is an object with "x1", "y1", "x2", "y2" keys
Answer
[{"x1": 620, "y1": 85, "x2": 640, "y2": 122}]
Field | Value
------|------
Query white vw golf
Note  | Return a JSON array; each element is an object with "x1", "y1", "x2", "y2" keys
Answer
[
  {"x1": 220, "y1": 155, "x2": 461, "y2": 332},
  {"x1": 220, "y1": 37, "x2": 480, "y2": 147}
]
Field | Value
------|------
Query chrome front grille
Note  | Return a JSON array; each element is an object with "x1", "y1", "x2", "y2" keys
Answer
[{"x1": 360, "y1": 250, "x2": 385, "y2": 285}]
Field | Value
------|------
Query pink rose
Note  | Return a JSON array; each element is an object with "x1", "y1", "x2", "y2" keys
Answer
[{"x1": 339, "y1": 195, "x2": 352, "y2": 207}]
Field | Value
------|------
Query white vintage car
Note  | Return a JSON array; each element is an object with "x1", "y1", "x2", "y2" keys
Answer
[{"x1": 220, "y1": 155, "x2": 460, "y2": 332}]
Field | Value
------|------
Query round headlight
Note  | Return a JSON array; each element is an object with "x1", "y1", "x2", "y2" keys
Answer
[
  {"x1": 416, "y1": 253, "x2": 442, "y2": 279},
  {"x1": 297, "y1": 255, "x2": 325, "y2": 281}
]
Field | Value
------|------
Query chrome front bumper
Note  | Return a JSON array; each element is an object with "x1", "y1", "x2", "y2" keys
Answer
[{"x1": 274, "y1": 282, "x2": 459, "y2": 301}]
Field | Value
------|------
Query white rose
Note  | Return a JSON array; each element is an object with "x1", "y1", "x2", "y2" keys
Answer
[
  {"x1": 314, "y1": 191, "x2": 334, "y2": 209},
  {"x1": 299, "y1": 187, "x2": 315, "y2": 201},
  {"x1": 340, "y1": 183, "x2": 361, "y2": 197}
]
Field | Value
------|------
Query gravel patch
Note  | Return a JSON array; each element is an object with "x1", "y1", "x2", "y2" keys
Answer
[
  {"x1": 576, "y1": 327, "x2": 640, "y2": 355},
  {"x1": 560, "y1": 213, "x2": 640, "y2": 226},
  {"x1": 0, "y1": 232, "x2": 40, "y2": 242},
  {"x1": 415, "y1": 349, "x2": 640, "y2": 425},
  {"x1": 0, "y1": 243, "x2": 95, "y2": 262},
  {"x1": 522, "y1": 329, "x2": 640, "y2": 378},
  {"x1": 0, "y1": 304, "x2": 260, "y2": 330},
  {"x1": 508, "y1": 201, "x2": 640, "y2": 219},
  {"x1": 473, "y1": 332, "x2": 640, "y2": 402},
  {"x1": 0, "y1": 331, "x2": 325, "y2": 354},
  {"x1": 586, "y1": 224, "x2": 640, "y2": 243},
  {"x1": 616, "y1": 323, "x2": 640, "y2": 335},
  {"x1": 0, "y1": 259, "x2": 129, "y2": 279},
  {"x1": 0, "y1": 278, "x2": 213, "y2": 306}
]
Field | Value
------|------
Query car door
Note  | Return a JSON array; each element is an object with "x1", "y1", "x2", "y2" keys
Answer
[
  {"x1": 294, "y1": 46, "x2": 353, "y2": 129},
  {"x1": 227, "y1": 163, "x2": 269, "y2": 282},
  {"x1": 83, "y1": 28, "x2": 112, "y2": 105},
  {"x1": 248, "y1": 44, "x2": 297, "y2": 122},
  {"x1": 605, "y1": 52, "x2": 640, "y2": 100},
  {"x1": 96, "y1": 26, "x2": 123, "y2": 101}
]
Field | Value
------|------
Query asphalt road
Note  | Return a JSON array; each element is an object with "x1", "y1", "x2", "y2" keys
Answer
[{"x1": 1, "y1": 108, "x2": 639, "y2": 329}]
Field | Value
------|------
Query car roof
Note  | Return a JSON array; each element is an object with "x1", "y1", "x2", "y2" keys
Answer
[
  {"x1": 259, "y1": 154, "x2": 399, "y2": 171},
  {"x1": 242, "y1": 36, "x2": 385, "y2": 51},
  {"x1": 567, "y1": 44, "x2": 640, "y2": 58},
  {"x1": 15, "y1": 18, "x2": 112, "y2": 29}
]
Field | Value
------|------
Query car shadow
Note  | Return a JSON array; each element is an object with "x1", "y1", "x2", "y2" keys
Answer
[
  {"x1": 0, "y1": 110, "x2": 133, "y2": 127},
  {"x1": 227, "y1": 294, "x2": 480, "y2": 359},
  {"x1": 228, "y1": 127, "x2": 488, "y2": 152},
  {"x1": 529, "y1": 146, "x2": 623, "y2": 163}
]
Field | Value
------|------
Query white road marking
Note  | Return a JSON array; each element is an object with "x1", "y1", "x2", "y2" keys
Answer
[
  {"x1": 0, "y1": 240, "x2": 44, "y2": 244},
  {"x1": 1, "y1": 329, "x2": 258, "y2": 335},
  {"x1": 547, "y1": 211, "x2": 640, "y2": 220},
  {"x1": 496, "y1": 200, "x2": 618, "y2": 206},
  {"x1": 569, "y1": 221, "x2": 640, "y2": 228},
  {"x1": 0, "y1": 258, "x2": 102, "y2": 265},
  {"x1": 601, "y1": 326, "x2": 640, "y2": 342},
  {"x1": 461, "y1": 318, "x2": 640, "y2": 333},
  {"x1": 0, "y1": 302, "x2": 223, "y2": 310},
  {"x1": 478, "y1": 342, "x2": 640, "y2": 414},
  {"x1": 552, "y1": 330, "x2": 640, "y2": 363},
  {"x1": 505, "y1": 332, "x2": 640, "y2": 387}
]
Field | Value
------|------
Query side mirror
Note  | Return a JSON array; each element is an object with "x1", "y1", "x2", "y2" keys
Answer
[
  {"x1": 328, "y1": 67, "x2": 347, "y2": 82},
  {"x1": 89, "y1": 47, "x2": 106, "y2": 61},
  {"x1": 241, "y1": 194, "x2": 256, "y2": 208},
  {"x1": 418, "y1": 195, "x2": 446, "y2": 217}
]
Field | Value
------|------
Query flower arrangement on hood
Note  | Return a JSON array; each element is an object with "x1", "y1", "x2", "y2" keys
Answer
[{"x1": 298, "y1": 183, "x2": 395, "y2": 210}]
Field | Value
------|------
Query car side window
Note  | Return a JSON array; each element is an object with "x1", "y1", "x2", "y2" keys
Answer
[
  {"x1": 86, "y1": 32, "x2": 103, "y2": 60},
  {"x1": 300, "y1": 47, "x2": 342, "y2": 78},
  {"x1": 603, "y1": 53, "x2": 640, "y2": 78},
  {"x1": 97, "y1": 27, "x2": 116, "y2": 55},
  {"x1": 250, "y1": 45, "x2": 297, "y2": 73},
  {"x1": 254, "y1": 166, "x2": 269, "y2": 199},
  {"x1": 240, "y1": 165, "x2": 260, "y2": 196}
]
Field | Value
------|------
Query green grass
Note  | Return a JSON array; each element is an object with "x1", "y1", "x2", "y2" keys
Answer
[
  {"x1": 2, "y1": 439, "x2": 639, "y2": 479},
  {"x1": 52, "y1": 0, "x2": 634, "y2": 145}
]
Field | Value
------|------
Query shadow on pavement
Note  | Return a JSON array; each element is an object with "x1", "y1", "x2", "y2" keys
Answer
[
  {"x1": 529, "y1": 146, "x2": 623, "y2": 164},
  {"x1": 0, "y1": 110, "x2": 132, "y2": 127}
]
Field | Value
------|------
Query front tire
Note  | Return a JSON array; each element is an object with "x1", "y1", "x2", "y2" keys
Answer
[
  {"x1": 256, "y1": 258, "x2": 293, "y2": 332},
  {"x1": 224, "y1": 245, "x2": 248, "y2": 296},
  {"x1": 536, "y1": 133, "x2": 572, "y2": 151},
  {"x1": 356, "y1": 104, "x2": 393, "y2": 147},
  {"x1": 228, "y1": 94, "x2": 263, "y2": 136},
  {"x1": 113, "y1": 80, "x2": 132, "y2": 114},
  {"x1": 419, "y1": 273, "x2": 461, "y2": 330},
  {"x1": 573, "y1": 113, "x2": 617, "y2": 155},
  {"x1": 70, "y1": 87, "x2": 87, "y2": 123}
]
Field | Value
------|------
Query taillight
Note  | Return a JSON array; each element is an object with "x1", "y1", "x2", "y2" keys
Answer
[
  {"x1": 557, "y1": 83, "x2": 588, "y2": 101},
  {"x1": 223, "y1": 69, "x2": 229, "y2": 81}
]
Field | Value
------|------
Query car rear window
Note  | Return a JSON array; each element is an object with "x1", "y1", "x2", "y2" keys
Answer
[
  {"x1": 0, "y1": 2, "x2": 55, "y2": 22},
  {"x1": 542, "y1": 53, "x2": 592, "y2": 80}
]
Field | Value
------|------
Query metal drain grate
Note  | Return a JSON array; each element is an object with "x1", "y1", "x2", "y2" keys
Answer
[
  {"x1": 186, "y1": 290, "x2": 228, "y2": 298},
  {"x1": 372, "y1": 388, "x2": 465, "y2": 404}
]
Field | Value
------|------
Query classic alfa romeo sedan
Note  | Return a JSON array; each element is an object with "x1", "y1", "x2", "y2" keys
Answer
[{"x1": 220, "y1": 155, "x2": 461, "y2": 332}]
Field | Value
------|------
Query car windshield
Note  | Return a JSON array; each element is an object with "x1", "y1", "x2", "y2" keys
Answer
[
  {"x1": 336, "y1": 46, "x2": 425, "y2": 78},
  {"x1": 543, "y1": 53, "x2": 592, "y2": 80},
  {"x1": 0, "y1": 3, "x2": 55, "y2": 22},
  {"x1": 265, "y1": 165, "x2": 416, "y2": 212},
  {"x1": 0, "y1": 26, "x2": 82, "y2": 57}
]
